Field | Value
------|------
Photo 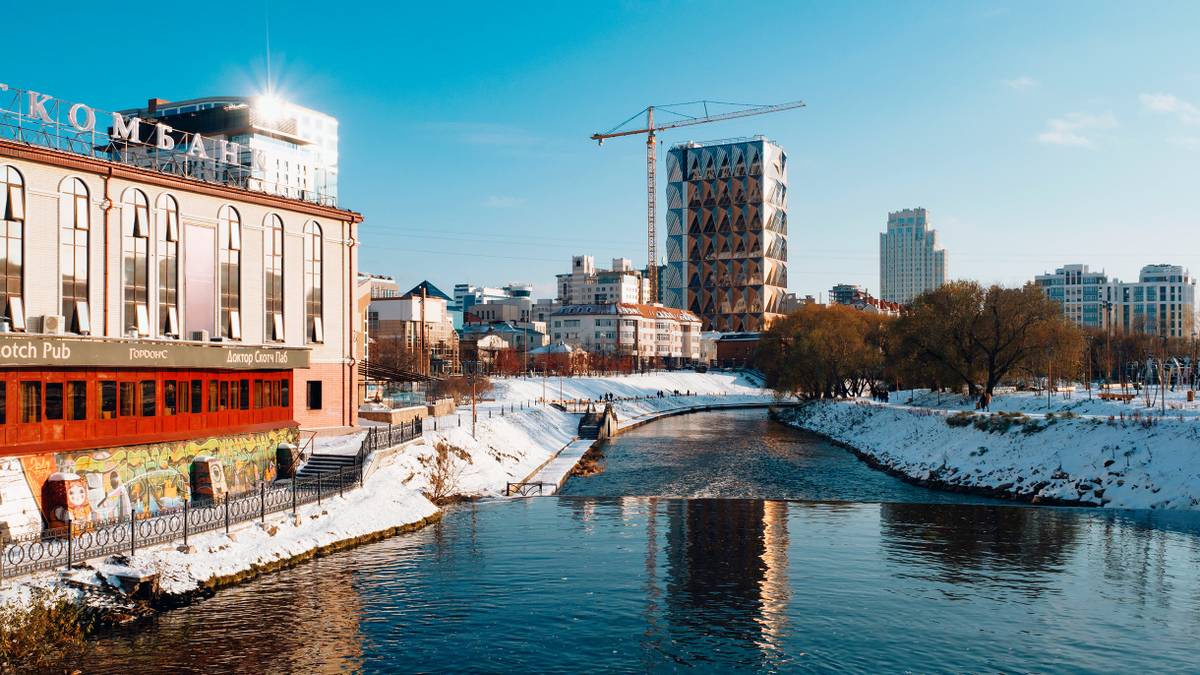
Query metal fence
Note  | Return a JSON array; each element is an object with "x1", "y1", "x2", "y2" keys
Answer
[
  {"x1": 0, "y1": 420, "x2": 424, "y2": 583},
  {"x1": 361, "y1": 419, "x2": 423, "y2": 456}
]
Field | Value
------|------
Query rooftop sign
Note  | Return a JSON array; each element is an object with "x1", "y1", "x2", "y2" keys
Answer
[{"x1": 0, "y1": 83, "x2": 334, "y2": 206}]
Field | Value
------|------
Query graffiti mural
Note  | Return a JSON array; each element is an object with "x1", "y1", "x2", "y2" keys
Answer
[{"x1": 21, "y1": 427, "x2": 298, "y2": 525}]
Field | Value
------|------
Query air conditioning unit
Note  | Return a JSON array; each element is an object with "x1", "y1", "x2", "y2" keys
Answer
[
  {"x1": 42, "y1": 314, "x2": 65, "y2": 335},
  {"x1": 191, "y1": 330, "x2": 210, "y2": 342}
]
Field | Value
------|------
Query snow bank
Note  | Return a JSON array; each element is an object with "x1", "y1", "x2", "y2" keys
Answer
[
  {"x1": 894, "y1": 386, "x2": 1200, "y2": 418},
  {"x1": 780, "y1": 399, "x2": 1200, "y2": 510},
  {"x1": 490, "y1": 370, "x2": 765, "y2": 402},
  {"x1": 3, "y1": 456, "x2": 439, "y2": 606},
  {"x1": 388, "y1": 405, "x2": 580, "y2": 497},
  {"x1": 394, "y1": 371, "x2": 776, "y2": 498}
]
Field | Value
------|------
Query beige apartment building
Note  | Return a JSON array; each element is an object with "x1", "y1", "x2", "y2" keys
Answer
[{"x1": 549, "y1": 304, "x2": 702, "y2": 364}]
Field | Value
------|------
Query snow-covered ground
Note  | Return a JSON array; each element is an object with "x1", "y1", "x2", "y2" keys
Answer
[
  {"x1": 779, "y1": 393, "x2": 1200, "y2": 510},
  {"x1": 2, "y1": 454, "x2": 439, "y2": 610},
  {"x1": 892, "y1": 386, "x2": 1200, "y2": 419},
  {"x1": 491, "y1": 370, "x2": 766, "y2": 402},
  {"x1": 389, "y1": 370, "x2": 776, "y2": 498}
]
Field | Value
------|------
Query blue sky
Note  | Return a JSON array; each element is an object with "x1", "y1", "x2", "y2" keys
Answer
[{"x1": 7, "y1": 1, "x2": 1200, "y2": 299}]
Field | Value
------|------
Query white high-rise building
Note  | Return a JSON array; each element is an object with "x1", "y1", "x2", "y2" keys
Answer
[{"x1": 879, "y1": 207, "x2": 947, "y2": 305}]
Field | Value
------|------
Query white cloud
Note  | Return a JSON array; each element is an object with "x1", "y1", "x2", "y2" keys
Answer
[
  {"x1": 482, "y1": 195, "x2": 525, "y2": 208},
  {"x1": 1140, "y1": 93, "x2": 1200, "y2": 125},
  {"x1": 1169, "y1": 136, "x2": 1200, "y2": 150},
  {"x1": 1036, "y1": 112, "x2": 1117, "y2": 147},
  {"x1": 1003, "y1": 76, "x2": 1038, "y2": 91}
]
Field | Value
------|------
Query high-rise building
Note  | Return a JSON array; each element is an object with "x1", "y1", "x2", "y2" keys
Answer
[
  {"x1": 118, "y1": 95, "x2": 339, "y2": 206},
  {"x1": 1034, "y1": 264, "x2": 1110, "y2": 329},
  {"x1": 665, "y1": 137, "x2": 788, "y2": 331},
  {"x1": 879, "y1": 208, "x2": 947, "y2": 305}
]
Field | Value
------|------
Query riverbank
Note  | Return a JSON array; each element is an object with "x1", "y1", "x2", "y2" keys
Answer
[
  {"x1": 390, "y1": 371, "x2": 775, "y2": 498},
  {"x1": 1, "y1": 371, "x2": 771, "y2": 668},
  {"x1": 776, "y1": 397, "x2": 1200, "y2": 510},
  {"x1": 0, "y1": 456, "x2": 440, "y2": 634}
]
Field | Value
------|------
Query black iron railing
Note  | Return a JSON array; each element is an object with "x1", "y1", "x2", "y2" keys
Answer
[
  {"x1": 359, "y1": 419, "x2": 423, "y2": 460},
  {"x1": 0, "y1": 440, "x2": 398, "y2": 583}
]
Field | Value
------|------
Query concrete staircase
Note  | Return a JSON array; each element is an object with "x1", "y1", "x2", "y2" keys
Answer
[
  {"x1": 296, "y1": 453, "x2": 358, "y2": 481},
  {"x1": 578, "y1": 414, "x2": 602, "y2": 440}
]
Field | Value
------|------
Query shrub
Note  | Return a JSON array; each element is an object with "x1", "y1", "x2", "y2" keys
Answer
[
  {"x1": 946, "y1": 411, "x2": 976, "y2": 428},
  {"x1": 0, "y1": 591, "x2": 90, "y2": 671}
]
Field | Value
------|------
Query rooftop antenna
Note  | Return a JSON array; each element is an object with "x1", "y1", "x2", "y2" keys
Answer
[{"x1": 264, "y1": 0, "x2": 273, "y2": 95}]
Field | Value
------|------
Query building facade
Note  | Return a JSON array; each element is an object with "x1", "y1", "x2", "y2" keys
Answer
[
  {"x1": 879, "y1": 207, "x2": 947, "y2": 305},
  {"x1": 1034, "y1": 264, "x2": 1110, "y2": 329},
  {"x1": 0, "y1": 121, "x2": 360, "y2": 536},
  {"x1": 1109, "y1": 265, "x2": 1197, "y2": 337},
  {"x1": 665, "y1": 137, "x2": 788, "y2": 332},
  {"x1": 368, "y1": 282, "x2": 460, "y2": 375},
  {"x1": 557, "y1": 255, "x2": 649, "y2": 306},
  {"x1": 1034, "y1": 263, "x2": 1197, "y2": 337},
  {"x1": 549, "y1": 304, "x2": 701, "y2": 364}
]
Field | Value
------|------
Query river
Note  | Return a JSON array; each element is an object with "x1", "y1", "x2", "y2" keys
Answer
[{"x1": 81, "y1": 410, "x2": 1200, "y2": 673}]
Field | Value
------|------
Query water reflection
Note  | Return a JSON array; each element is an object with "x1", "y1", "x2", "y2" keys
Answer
[
  {"x1": 879, "y1": 503, "x2": 1080, "y2": 594},
  {"x1": 86, "y1": 553, "x2": 367, "y2": 673},
  {"x1": 80, "y1": 498, "x2": 1200, "y2": 673}
]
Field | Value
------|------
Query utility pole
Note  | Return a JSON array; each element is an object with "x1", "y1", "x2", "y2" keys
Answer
[
  {"x1": 470, "y1": 362, "x2": 477, "y2": 439},
  {"x1": 420, "y1": 286, "x2": 428, "y2": 377}
]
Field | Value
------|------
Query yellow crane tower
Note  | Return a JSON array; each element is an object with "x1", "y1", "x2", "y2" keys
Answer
[{"x1": 591, "y1": 100, "x2": 805, "y2": 303}]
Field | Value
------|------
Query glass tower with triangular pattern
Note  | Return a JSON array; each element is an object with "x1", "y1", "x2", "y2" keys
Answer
[{"x1": 664, "y1": 137, "x2": 788, "y2": 332}]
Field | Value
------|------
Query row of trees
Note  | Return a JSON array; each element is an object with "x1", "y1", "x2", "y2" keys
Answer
[{"x1": 759, "y1": 281, "x2": 1085, "y2": 402}]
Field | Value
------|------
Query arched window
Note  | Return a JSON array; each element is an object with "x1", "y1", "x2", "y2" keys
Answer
[
  {"x1": 0, "y1": 166, "x2": 24, "y2": 330},
  {"x1": 218, "y1": 205, "x2": 242, "y2": 340},
  {"x1": 264, "y1": 214, "x2": 285, "y2": 341},
  {"x1": 156, "y1": 194, "x2": 180, "y2": 337},
  {"x1": 59, "y1": 177, "x2": 90, "y2": 333},
  {"x1": 303, "y1": 221, "x2": 323, "y2": 343},
  {"x1": 121, "y1": 189, "x2": 151, "y2": 336}
]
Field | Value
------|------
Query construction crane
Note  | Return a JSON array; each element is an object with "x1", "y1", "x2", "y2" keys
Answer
[{"x1": 591, "y1": 99, "x2": 805, "y2": 303}]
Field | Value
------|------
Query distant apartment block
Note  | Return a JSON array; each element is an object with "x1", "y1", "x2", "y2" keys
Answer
[
  {"x1": 780, "y1": 292, "x2": 817, "y2": 315},
  {"x1": 451, "y1": 282, "x2": 531, "y2": 314},
  {"x1": 828, "y1": 283, "x2": 901, "y2": 316},
  {"x1": 557, "y1": 255, "x2": 649, "y2": 305},
  {"x1": 1112, "y1": 265, "x2": 1197, "y2": 337},
  {"x1": 665, "y1": 136, "x2": 789, "y2": 331},
  {"x1": 1035, "y1": 263, "x2": 1197, "y2": 337},
  {"x1": 1034, "y1": 265, "x2": 1110, "y2": 329},
  {"x1": 549, "y1": 304, "x2": 701, "y2": 364},
  {"x1": 359, "y1": 273, "x2": 400, "y2": 299},
  {"x1": 879, "y1": 208, "x2": 947, "y2": 305}
]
